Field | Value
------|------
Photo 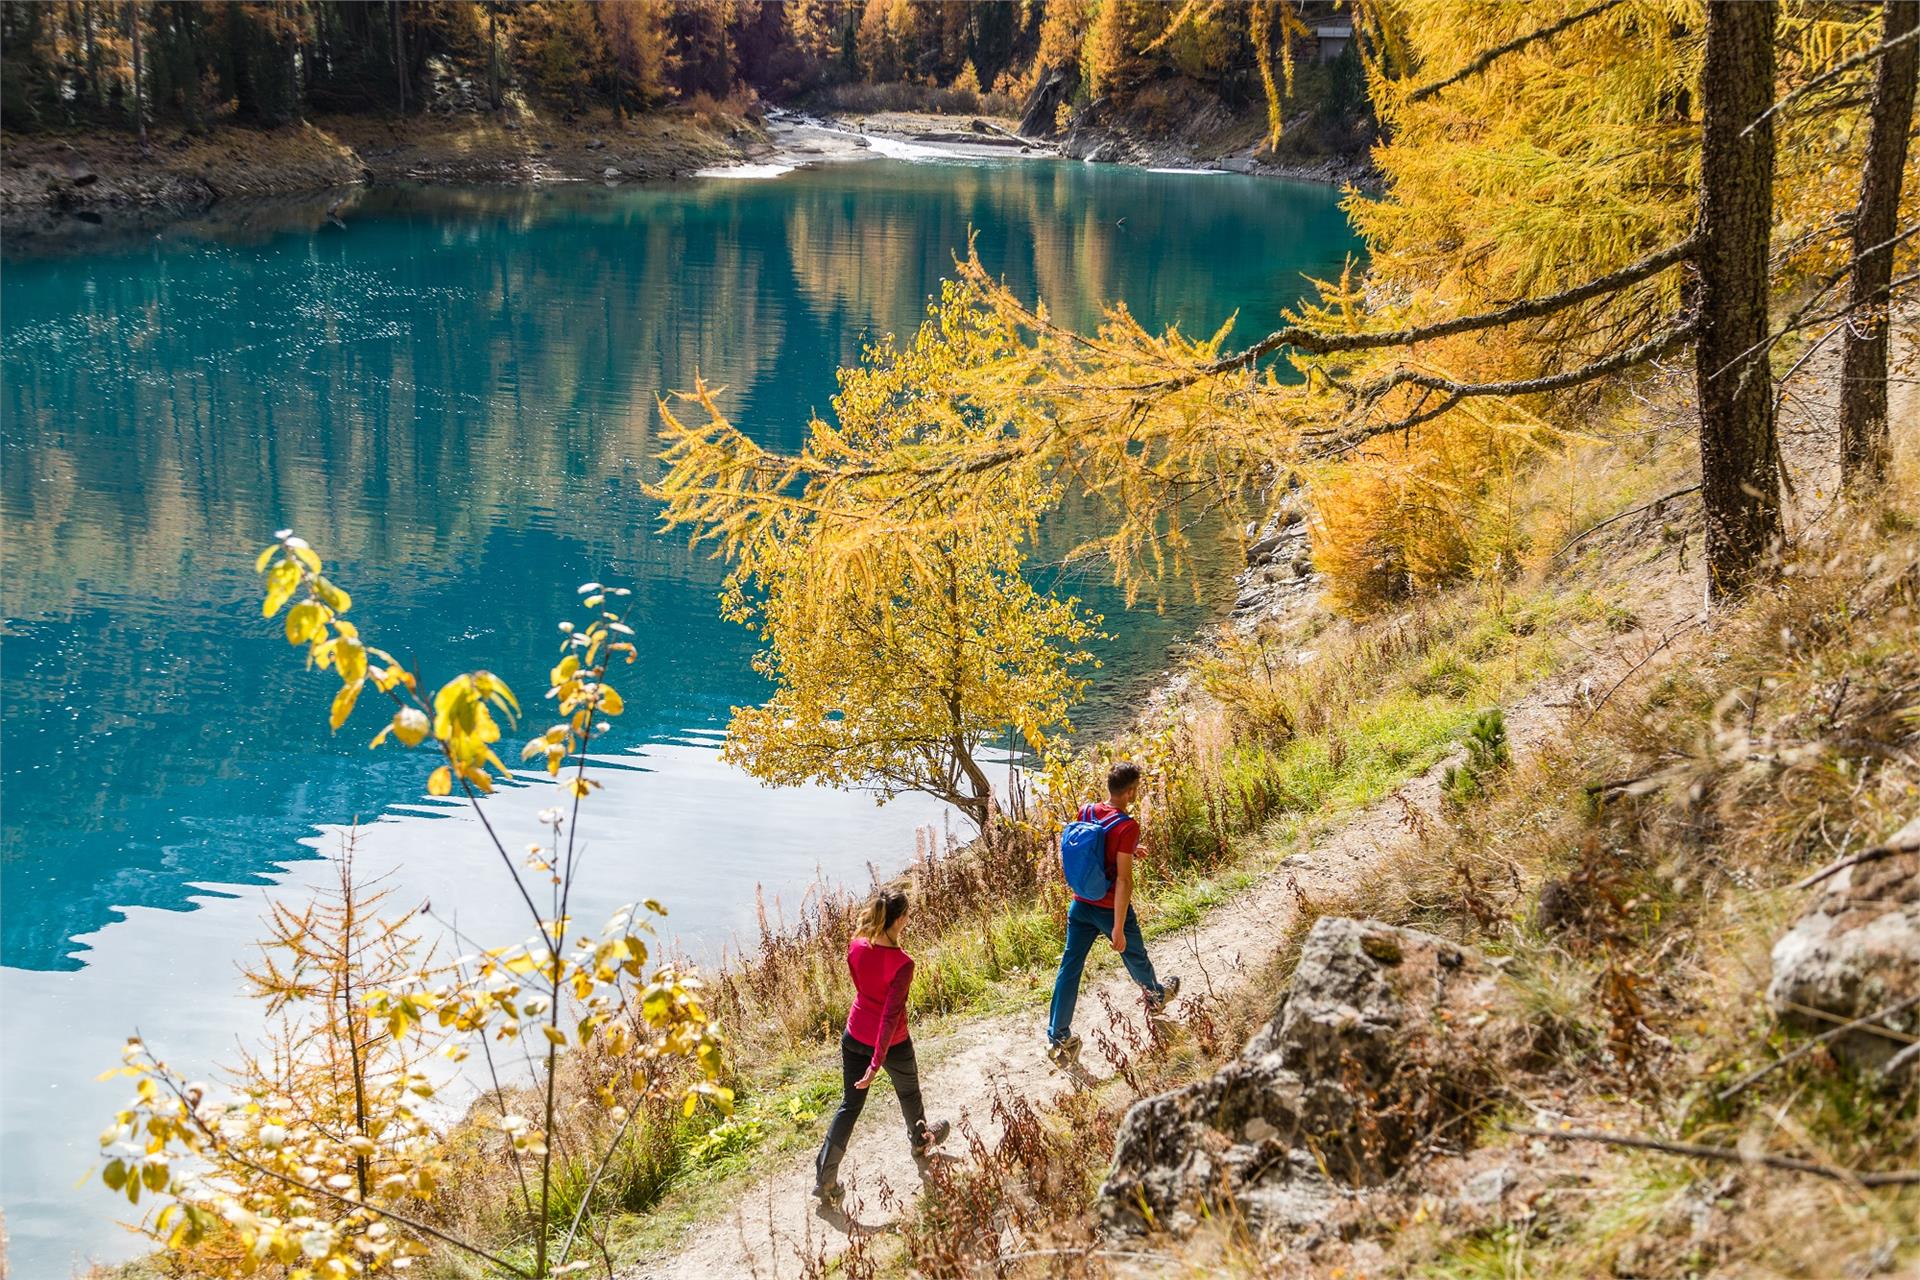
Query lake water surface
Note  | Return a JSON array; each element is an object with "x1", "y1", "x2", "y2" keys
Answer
[{"x1": 0, "y1": 155, "x2": 1358, "y2": 1271}]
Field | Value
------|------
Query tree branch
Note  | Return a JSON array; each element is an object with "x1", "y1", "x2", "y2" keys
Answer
[
  {"x1": 1510, "y1": 1126, "x2": 1920, "y2": 1187},
  {"x1": 1404, "y1": 0, "x2": 1626, "y2": 102},
  {"x1": 1743, "y1": 22, "x2": 1920, "y2": 137},
  {"x1": 1313, "y1": 317, "x2": 1698, "y2": 454},
  {"x1": 1553, "y1": 484, "x2": 1701, "y2": 560},
  {"x1": 1716, "y1": 993, "x2": 1920, "y2": 1102},
  {"x1": 1169, "y1": 236, "x2": 1696, "y2": 386}
]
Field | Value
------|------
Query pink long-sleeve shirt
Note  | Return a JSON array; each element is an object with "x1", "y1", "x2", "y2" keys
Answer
[{"x1": 845, "y1": 937, "x2": 914, "y2": 1073}]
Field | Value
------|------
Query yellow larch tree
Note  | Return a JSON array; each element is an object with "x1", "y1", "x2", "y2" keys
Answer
[{"x1": 652, "y1": 284, "x2": 1098, "y2": 829}]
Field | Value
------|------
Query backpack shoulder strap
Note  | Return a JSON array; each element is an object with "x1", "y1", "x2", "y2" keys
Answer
[{"x1": 1097, "y1": 810, "x2": 1130, "y2": 831}]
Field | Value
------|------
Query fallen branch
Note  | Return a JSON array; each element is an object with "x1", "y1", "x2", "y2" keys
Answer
[
  {"x1": 1792, "y1": 815, "x2": 1920, "y2": 890},
  {"x1": 1716, "y1": 993, "x2": 1920, "y2": 1102},
  {"x1": 1554, "y1": 484, "x2": 1701, "y2": 561},
  {"x1": 981, "y1": 1246, "x2": 1176, "y2": 1272},
  {"x1": 1509, "y1": 1126, "x2": 1920, "y2": 1187},
  {"x1": 1583, "y1": 616, "x2": 1703, "y2": 721}
]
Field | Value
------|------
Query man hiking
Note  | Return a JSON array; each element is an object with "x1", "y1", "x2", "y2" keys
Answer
[{"x1": 1046, "y1": 760, "x2": 1179, "y2": 1065}]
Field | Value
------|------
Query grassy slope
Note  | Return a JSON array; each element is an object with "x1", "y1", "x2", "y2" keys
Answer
[{"x1": 583, "y1": 351, "x2": 1918, "y2": 1278}]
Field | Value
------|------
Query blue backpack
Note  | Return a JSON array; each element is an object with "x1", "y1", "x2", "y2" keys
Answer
[{"x1": 1059, "y1": 805, "x2": 1129, "y2": 900}]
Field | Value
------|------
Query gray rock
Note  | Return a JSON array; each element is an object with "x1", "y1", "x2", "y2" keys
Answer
[
  {"x1": 1247, "y1": 532, "x2": 1285, "y2": 564},
  {"x1": 603, "y1": 166, "x2": 623, "y2": 179},
  {"x1": 1458, "y1": 1164, "x2": 1514, "y2": 1209},
  {"x1": 585, "y1": 137, "x2": 605, "y2": 150},
  {"x1": 1100, "y1": 918, "x2": 1499, "y2": 1236},
  {"x1": 1768, "y1": 817, "x2": 1920, "y2": 1072}
]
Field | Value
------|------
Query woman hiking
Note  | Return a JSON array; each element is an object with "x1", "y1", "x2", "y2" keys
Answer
[{"x1": 813, "y1": 886, "x2": 951, "y2": 1206}]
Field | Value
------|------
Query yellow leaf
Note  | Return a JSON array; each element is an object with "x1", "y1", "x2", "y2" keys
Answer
[
  {"x1": 369, "y1": 724, "x2": 393, "y2": 749},
  {"x1": 330, "y1": 680, "x2": 363, "y2": 731},
  {"x1": 550, "y1": 654, "x2": 580, "y2": 688},
  {"x1": 285, "y1": 538, "x2": 321, "y2": 573},
  {"x1": 262, "y1": 561, "x2": 300, "y2": 617},
  {"x1": 392, "y1": 707, "x2": 430, "y2": 747},
  {"x1": 600, "y1": 686, "x2": 624, "y2": 716},
  {"x1": 335, "y1": 638, "x2": 368, "y2": 684},
  {"x1": 284, "y1": 600, "x2": 326, "y2": 646},
  {"x1": 254, "y1": 545, "x2": 278, "y2": 573},
  {"x1": 427, "y1": 766, "x2": 452, "y2": 797},
  {"x1": 312, "y1": 576, "x2": 351, "y2": 613},
  {"x1": 541, "y1": 1026, "x2": 567, "y2": 1047}
]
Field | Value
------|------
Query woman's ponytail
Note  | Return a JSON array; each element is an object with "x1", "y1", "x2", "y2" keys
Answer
[{"x1": 853, "y1": 887, "x2": 909, "y2": 942}]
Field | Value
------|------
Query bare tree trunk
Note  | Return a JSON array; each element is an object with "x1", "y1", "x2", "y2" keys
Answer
[
  {"x1": 1694, "y1": 0, "x2": 1780, "y2": 601},
  {"x1": 84, "y1": 0, "x2": 102, "y2": 108},
  {"x1": 391, "y1": 0, "x2": 406, "y2": 115},
  {"x1": 129, "y1": 0, "x2": 147, "y2": 153},
  {"x1": 1840, "y1": 0, "x2": 1919, "y2": 489},
  {"x1": 488, "y1": 1, "x2": 501, "y2": 109},
  {"x1": 952, "y1": 734, "x2": 994, "y2": 829}
]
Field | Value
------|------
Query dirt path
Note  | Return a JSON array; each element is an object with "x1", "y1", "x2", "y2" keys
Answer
[
  {"x1": 620, "y1": 621, "x2": 1689, "y2": 1280},
  {"x1": 623, "y1": 317, "x2": 1915, "y2": 1278}
]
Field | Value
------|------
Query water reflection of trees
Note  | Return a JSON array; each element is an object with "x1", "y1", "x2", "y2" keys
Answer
[{"x1": 0, "y1": 165, "x2": 1356, "y2": 968}]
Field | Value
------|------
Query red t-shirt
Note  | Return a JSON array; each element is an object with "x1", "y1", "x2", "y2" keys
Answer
[{"x1": 1073, "y1": 802, "x2": 1140, "y2": 909}]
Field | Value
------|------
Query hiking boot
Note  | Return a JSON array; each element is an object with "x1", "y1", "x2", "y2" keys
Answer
[
  {"x1": 1147, "y1": 975, "x2": 1182, "y2": 1014},
  {"x1": 1046, "y1": 1034, "x2": 1082, "y2": 1067},
  {"x1": 912, "y1": 1119, "x2": 951, "y2": 1159},
  {"x1": 814, "y1": 1181, "x2": 844, "y2": 1207}
]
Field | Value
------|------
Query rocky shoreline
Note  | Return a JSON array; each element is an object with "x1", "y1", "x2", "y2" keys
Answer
[
  {"x1": 1, "y1": 106, "x2": 756, "y2": 247},
  {"x1": 3, "y1": 101, "x2": 1368, "y2": 250},
  {"x1": 810, "y1": 108, "x2": 1373, "y2": 186}
]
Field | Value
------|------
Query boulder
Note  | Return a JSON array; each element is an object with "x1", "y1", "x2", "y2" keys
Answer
[
  {"x1": 1768, "y1": 816, "x2": 1920, "y2": 1072},
  {"x1": 1100, "y1": 917, "x2": 1500, "y2": 1236}
]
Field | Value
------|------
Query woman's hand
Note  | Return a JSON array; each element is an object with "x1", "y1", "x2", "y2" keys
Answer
[
  {"x1": 1110, "y1": 926, "x2": 1126, "y2": 953},
  {"x1": 855, "y1": 1065, "x2": 879, "y2": 1090}
]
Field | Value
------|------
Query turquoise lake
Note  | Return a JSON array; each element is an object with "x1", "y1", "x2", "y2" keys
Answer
[{"x1": 0, "y1": 155, "x2": 1359, "y2": 1269}]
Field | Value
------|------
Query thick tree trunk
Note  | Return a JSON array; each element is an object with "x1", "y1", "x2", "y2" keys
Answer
[
  {"x1": 1840, "y1": 0, "x2": 1919, "y2": 490},
  {"x1": 1694, "y1": 0, "x2": 1781, "y2": 600}
]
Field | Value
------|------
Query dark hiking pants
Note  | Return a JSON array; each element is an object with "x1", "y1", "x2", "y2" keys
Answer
[{"x1": 814, "y1": 1031, "x2": 929, "y2": 1192}]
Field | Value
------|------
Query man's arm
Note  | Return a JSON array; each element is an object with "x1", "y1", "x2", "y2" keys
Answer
[{"x1": 1110, "y1": 849, "x2": 1132, "y2": 952}]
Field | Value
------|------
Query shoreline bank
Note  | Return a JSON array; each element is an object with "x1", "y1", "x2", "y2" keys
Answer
[{"x1": 3, "y1": 103, "x2": 1369, "y2": 250}]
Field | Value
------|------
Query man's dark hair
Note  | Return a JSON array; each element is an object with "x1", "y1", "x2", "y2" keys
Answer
[{"x1": 1107, "y1": 761, "x2": 1141, "y2": 795}]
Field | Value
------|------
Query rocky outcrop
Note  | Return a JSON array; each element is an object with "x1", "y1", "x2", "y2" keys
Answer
[
  {"x1": 1100, "y1": 917, "x2": 1502, "y2": 1237},
  {"x1": 1232, "y1": 494, "x2": 1318, "y2": 622},
  {"x1": 1768, "y1": 816, "x2": 1920, "y2": 1073}
]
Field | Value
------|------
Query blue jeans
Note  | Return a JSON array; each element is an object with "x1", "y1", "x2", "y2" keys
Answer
[{"x1": 1047, "y1": 898, "x2": 1162, "y2": 1045}]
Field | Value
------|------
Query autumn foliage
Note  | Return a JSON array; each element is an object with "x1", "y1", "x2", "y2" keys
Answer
[{"x1": 98, "y1": 535, "x2": 728, "y2": 1278}]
